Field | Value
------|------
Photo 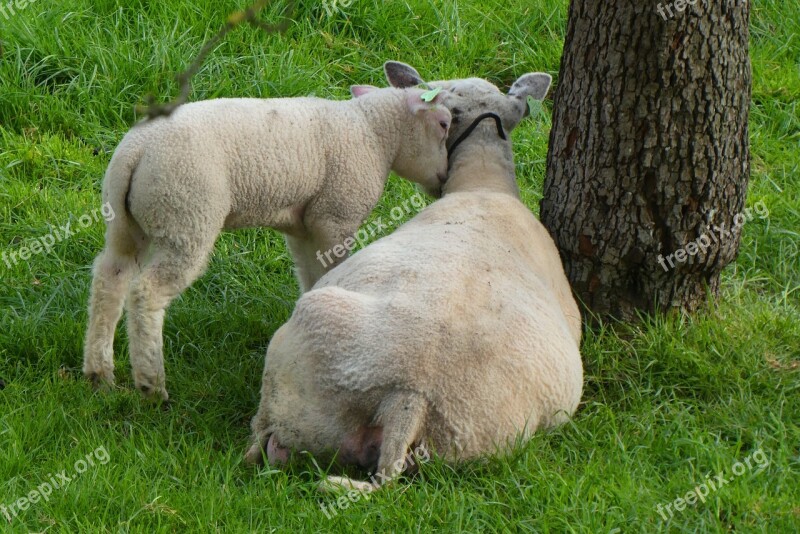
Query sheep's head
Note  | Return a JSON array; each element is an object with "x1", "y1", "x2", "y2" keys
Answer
[
  {"x1": 383, "y1": 61, "x2": 552, "y2": 154},
  {"x1": 351, "y1": 84, "x2": 451, "y2": 198}
]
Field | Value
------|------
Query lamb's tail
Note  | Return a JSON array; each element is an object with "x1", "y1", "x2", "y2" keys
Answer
[{"x1": 99, "y1": 133, "x2": 147, "y2": 248}]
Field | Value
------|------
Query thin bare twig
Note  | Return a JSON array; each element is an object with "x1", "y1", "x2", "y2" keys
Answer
[{"x1": 136, "y1": 0, "x2": 295, "y2": 121}]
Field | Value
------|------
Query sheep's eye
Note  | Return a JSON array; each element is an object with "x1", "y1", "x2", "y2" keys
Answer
[{"x1": 439, "y1": 121, "x2": 449, "y2": 130}]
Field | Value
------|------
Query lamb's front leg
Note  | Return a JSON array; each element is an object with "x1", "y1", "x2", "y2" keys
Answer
[
  {"x1": 284, "y1": 235, "x2": 329, "y2": 292},
  {"x1": 285, "y1": 222, "x2": 360, "y2": 291}
]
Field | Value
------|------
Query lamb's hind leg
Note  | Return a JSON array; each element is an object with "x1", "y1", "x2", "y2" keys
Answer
[
  {"x1": 83, "y1": 223, "x2": 145, "y2": 389},
  {"x1": 126, "y1": 233, "x2": 218, "y2": 401},
  {"x1": 320, "y1": 391, "x2": 428, "y2": 493}
]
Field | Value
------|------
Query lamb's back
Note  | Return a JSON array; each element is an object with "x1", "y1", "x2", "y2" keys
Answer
[{"x1": 120, "y1": 97, "x2": 372, "y2": 228}]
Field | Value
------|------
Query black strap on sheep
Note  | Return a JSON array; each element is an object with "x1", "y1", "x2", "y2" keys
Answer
[{"x1": 447, "y1": 112, "x2": 507, "y2": 161}]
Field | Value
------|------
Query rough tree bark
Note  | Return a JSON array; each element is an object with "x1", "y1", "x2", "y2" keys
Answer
[{"x1": 541, "y1": 0, "x2": 751, "y2": 321}]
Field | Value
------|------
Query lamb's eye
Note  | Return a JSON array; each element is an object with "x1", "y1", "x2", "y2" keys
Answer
[{"x1": 439, "y1": 121, "x2": 449, "y2": 130}]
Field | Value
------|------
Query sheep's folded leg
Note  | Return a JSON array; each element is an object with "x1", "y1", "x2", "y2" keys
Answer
[
  {"x1": 318, "y1": 391, "x2": 427, "y2": 492},
  {"x1": 318, "y1": 476, "x2": 377, "y2": 494}
]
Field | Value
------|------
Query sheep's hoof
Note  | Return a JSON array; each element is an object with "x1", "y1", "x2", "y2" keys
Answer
[
  {"x1": 244, "y1": 439, "x2": 267, "y2": 467},
  {"x1": 85, "y1": 371, "x2": 115, "y2": 392},
  {"x1": 318, "y1": 476, "x2": 378, "y2": 494}
]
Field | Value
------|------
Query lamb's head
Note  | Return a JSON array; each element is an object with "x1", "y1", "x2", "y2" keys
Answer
[
  {"x1": 351, "y1": 84, "x2": 451, "y2": 198},
  {"x1": 383, "y1": 61, "x2": 552, "y2": 153}
]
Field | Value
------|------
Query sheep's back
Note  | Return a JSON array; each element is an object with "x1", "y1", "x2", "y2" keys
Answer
[{"x1": 308, "y1": 192, "x2": 583, "y2": 458}]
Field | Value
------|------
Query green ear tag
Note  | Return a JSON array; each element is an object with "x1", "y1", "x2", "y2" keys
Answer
[
  {"x1": 527, "y1": 95, "x2": 541, "y2": 116},
  {"x1": 420, "y1": 86, "x2": 442, "y2": 103}
]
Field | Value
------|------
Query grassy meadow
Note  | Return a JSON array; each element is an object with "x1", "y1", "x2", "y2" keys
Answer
[{"x1": 0, "y1": 0, "x2": 798, "y2": 531}]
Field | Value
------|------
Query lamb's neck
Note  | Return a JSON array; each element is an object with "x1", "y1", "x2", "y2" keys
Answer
[
  {"x1": 444, "y1": 137, "x2": 519, "y2": 198},
  {"x1": 352, "y1": 92, "x2": 404, "y2": 171}
]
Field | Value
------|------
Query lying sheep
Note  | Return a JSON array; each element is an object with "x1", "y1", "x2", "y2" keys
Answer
[
  {"x1": 83, "y1": 76, "x2": 452, "y2": 400},
  {"x1": 245, "y1": 67, "x2": 583, "y2": 492}
]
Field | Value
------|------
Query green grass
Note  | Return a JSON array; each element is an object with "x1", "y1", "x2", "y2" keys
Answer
[{"x1": 1, "y1": 0, "x2": 798, "y2": 532}]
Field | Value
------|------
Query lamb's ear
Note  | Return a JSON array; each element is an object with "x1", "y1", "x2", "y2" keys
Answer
[
  {"x1": 384, "y1": 61, "x2": 425, "y2": 88},
  {"x1": 508, "y1": 73, "x2": 552, "y2": 118},
  {"x1": 406, "y1": 97, "x2": 451, "y2": 140},
  {"x1": 351, "y1": 85, "x2": 378, "y2": 98}
]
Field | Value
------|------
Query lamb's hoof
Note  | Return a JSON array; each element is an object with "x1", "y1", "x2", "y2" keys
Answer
[
  {"x1": 318, "y1": 476, "x2": 378, "y2": 494},
  {"x1": 136, "y1": 382, "x2": 169, "y2": 403},
  {"x1": 85, "y1": 371, "x2": 115, "y2": 392}
]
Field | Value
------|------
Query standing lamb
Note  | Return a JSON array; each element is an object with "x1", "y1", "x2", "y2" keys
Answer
[
  {"x1": 245, "y1": 67, "x2": 583, "y2": 492},
  {"x1": 83, "y1": 79, "x2": 452, "y2": 401}
]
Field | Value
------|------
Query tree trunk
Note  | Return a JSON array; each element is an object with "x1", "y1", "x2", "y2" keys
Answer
[{"x1": 541, "y1": 0, "x2": 751, "y2": 321}]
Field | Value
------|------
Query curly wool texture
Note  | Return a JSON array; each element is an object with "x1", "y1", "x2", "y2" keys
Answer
[
  {"x1": 116, "y1": 90, "x2": 447, "y2": 240},
  {"x1": 82, "y1": 84, "x2": 451, "y2": 401},
  {"x1": 247, "y1": 69, "x2": 583, "y2": 491}
]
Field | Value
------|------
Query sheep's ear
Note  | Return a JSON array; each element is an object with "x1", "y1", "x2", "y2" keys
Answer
[
  {"x1": 351, "y1": 85, "x2": 378, "y2": 98},
  {"x1": 384, "y1": 61, "x2": 425, "y2": 88},
  {"x1": 508, "y1": 73, "x2": 552, "y2": 101},
  {"x1": 507, "y1": 73, "x2": 552, "y2": 119}
]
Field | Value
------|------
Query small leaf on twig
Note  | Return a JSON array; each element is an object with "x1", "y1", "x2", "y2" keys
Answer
[{"x1": 137, "y1": 1, "x2": 295, "y2": 122}]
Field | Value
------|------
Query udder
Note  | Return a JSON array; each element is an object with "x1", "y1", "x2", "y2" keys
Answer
[{"x1": 337, "y1": 426, "x2": 383, "y2": 470}]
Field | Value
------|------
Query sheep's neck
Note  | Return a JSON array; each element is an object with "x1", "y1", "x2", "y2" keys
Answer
[{"x1": 444, "y1": 136, "x2": 519, "y2": 198}]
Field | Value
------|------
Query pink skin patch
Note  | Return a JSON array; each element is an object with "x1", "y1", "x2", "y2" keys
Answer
[
  {"x1": 338, "y1": 426, "x2": 383, "y2": 469},
  {"x1": 266, "y1": 426, "x2": 384, "y2": 469},
  {"x1": 267, "y1": 434, "x2": 290, "y2": 466}
]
